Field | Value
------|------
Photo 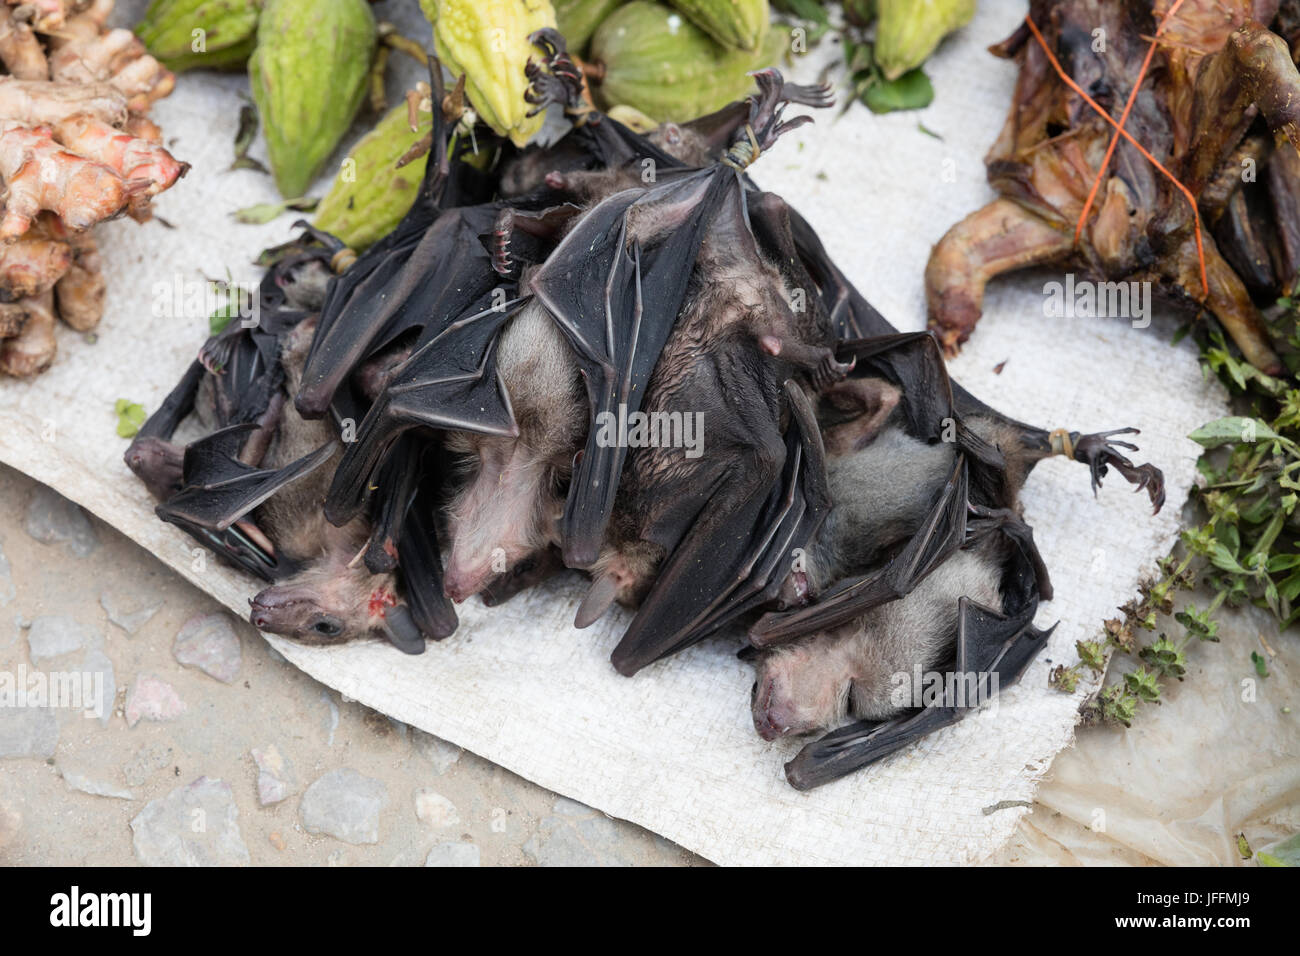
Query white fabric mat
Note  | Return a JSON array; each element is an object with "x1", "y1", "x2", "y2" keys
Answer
[{"x1": 0, "y1": 0, "x2": 1227, "y2": 864}]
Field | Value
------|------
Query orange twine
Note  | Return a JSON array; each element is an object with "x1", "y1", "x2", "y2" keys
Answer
[{"x1": 1024, "y1": 1, "x2": 1209, "y2": 298}]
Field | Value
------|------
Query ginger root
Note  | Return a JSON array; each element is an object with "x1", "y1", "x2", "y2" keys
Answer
[
  {"x1": 53, "y1": 229, "x2": 103, "y2": 330},
  {"x1": 0, "y1": 6, "x2": 47, "y2": 79},
  {"x1": 0, "y1": 120, "x2": 144, "y2": 237},
  {"x1": 55, "y1": 113, "x2": 187, "y2": 198},
  {"x1": 0, "y1": 290, "x2": 56, "y2": 377},
  {"x1": 0, "y1": 0, "x2": 185, "y2": 377},
  {"x1": 0, "y1": 229, "x2": 72, "y2": 298},
  {"x1": 6, "y1": 0, "x2": 75, "y2": 33},
  {"x1": 48, "y1": 3, "x2": 173, "y2": 113}
]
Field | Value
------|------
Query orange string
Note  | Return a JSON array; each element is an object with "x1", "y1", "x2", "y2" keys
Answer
[{"x1": 1024, "y1": 5, "x2": 1209, "y2": 298}]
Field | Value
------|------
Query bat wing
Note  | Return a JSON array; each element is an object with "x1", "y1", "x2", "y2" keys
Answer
[
  {"x1": 360, "y1": 432, "x2": 422, "y2": 574},
  {"x1": 608, "y1": 381, "x2": 831, "y2": 675},
  {"x1": 158, "y1": 424, "x2": 338, "y2": 533},
  {"x1": 396, "y1": 465, "x2": 459, "y2": 643},
  {"x1": 134, "y1": 360, "x2": 203, "y2": 442},
  {"x1": 783, "y1": 508, "x2": 1054, "y2": 790},
  {"x1": 581, "y1": 115, "x2": 685, "y2": 171},
  {"x1": 749, "y1": 454, "x2": 970, "y2": 648},
  {"x1": 777, "y1": 201, "x2": 896, "y2": 341},
  {"x1": 297, "y1": 203, "x2": 507, "y2": 417},
  {"x1": 833, "y1": 332, "x2": 960, "y2": 444},
  {"x1": 531, "y1": 167, "x2": 733, "y2": 567},
  {"x1": 784, "y1": 596, "x2": 1052, "y2": 791},
  {"x1": 323, "y1": 298, "x2": 523, "y2": 524},
  {"x1": 153, "y1": 424, "x2": 335, "y2": 581}
]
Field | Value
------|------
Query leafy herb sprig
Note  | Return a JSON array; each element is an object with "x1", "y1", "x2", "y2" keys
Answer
[{"x1": 1057, "y1": 304, "x2": 1299, "y2": 724}]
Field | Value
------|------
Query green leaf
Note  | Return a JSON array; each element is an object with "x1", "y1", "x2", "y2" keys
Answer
[
  {"x1": 1076, "y1": 639, "x2": 1106, "y2": 673},
  {"x1": 232, "y1": 196, "x2": 318, "y2": 225},
  {"x1": 1189, "y1": 417, "x2": 1282, "y2": 448},
  {"x1": 1257, "y1": 833, "x2": 1300, "y2": 866},
  {"x1": 1175, "y1": 605, "x2": 1219, "y2": 642},
  {"x1": 1236, "y1": 832, "x2": 1253, "y2": 860},
  {"x1": 1123, "y1": 666, "x2": 1161, "y2": 702},
  {"x1": 114, "y1": 399, "x2": 147, "y2": 439},
  {"x1": 782, "y1": 0, "x2": 831, "y2": 26},
  {"x1": 1209, "y1": 541, "x2": 1247, "y2": 574},
  {"x1": 1140, "y1": 636, "x2": 1187, "y2": 681},
  {"x1": 861, "y1": 68, "x2": 934, "y2": 114},
  {"x1": 1251, "y1": 650, "x2": 1270, "y2": 678}
]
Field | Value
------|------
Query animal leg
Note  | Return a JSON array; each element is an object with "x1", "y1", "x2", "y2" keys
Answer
[
  {"x1": 1174, "y1": 230, "x2": 1282, "y2": 374},
  {"x1": 925, "y1": 197, "x2": 1072, "y2": 354},
  {"x1": 1181, "y1": 22, "x2": 1300, "y2": 196},
  {"x1": 756, "y1": 331, "x2": 854, "y2": 389}
]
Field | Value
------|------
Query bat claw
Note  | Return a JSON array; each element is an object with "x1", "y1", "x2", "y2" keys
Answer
[
  {"x1": 810, "y1": 352, "x2": 855, "y2": 391},
  {"x1": 525, "y1": 27, "x2": 585, "y2": 114},
  {"x1": 1072, "y1": 430, "x2": 1166, "y2": 513}
]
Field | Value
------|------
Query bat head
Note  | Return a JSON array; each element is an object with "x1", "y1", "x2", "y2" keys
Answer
[
  {"x1": 751, "y1": 639, "x2": 854, "y2": 741},
  {"x1": 275, "y1": 257, "x2": 333, "y2": 313},
  {"x1": 123, "y1": 435, "x2": 183, "y2": 502},
  {"x1": 250, "y1": 569, "x2": 424, "y2": 654},
  {"x1": 250, "y1": 581, "x2": 351, "y2": 645}
]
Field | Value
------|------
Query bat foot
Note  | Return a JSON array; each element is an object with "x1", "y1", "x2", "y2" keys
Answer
[
  {"x1": 524, "y1": 28, "x2": 585, "y2": 116},
  {"x1": 810, "y1": 353, "x2": 855, "y2": 391},
  {"x1": 1072, "y1": 429, "x2": 1166, "y2": 513},
  {"x1": 492, "y1": 207, "x2": 516, "y2": 276}
]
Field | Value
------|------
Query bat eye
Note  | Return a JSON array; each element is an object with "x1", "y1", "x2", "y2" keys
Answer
[{"x1": 311, "y1": 618, "x2": 344, "y2": 638}]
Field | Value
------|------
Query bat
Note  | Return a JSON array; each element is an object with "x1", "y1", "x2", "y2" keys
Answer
[
  {"x1": 744, "y1": 330, "x2": 1163, "y2": 788},
  {"x1": 127, "y1": 231, "x2": 455, "y2": 654},
  {"x1": 533, "y1": 69, "x2": 839, "y2": 587},
  {"x1": 125, "y1": 231, "x2": 343, "y2": 578},
  {"x1": 294, "y1": 58, "x2": 502, "y2": 422}
]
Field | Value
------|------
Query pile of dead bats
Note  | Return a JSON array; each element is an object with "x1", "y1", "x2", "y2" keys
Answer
[{"x1": 127, "y1": 37, "x2": 1167, "y2": 790}]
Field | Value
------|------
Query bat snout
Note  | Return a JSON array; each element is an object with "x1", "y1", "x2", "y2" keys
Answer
[
  {"x1": 442, "y1": 563, "x2": 490, "y2": 605},
  {"x1": 751, "y1": 677, "x2": 793, "y2": 741}
]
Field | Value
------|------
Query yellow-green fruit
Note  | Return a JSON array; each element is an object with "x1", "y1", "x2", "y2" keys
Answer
[
  {"x1": 667, "y1": 0, "x2": 768, "y2": 52},
  {"x1": 553, "y1": 0, "x2": 622, "y2": 54},
  {"x1": 313, "y1": 103, "x2": 432, "y2": 252},
  {"x1": 136, "y1": 0, "x2": 261, "y2": 72},
  {"x1": 590, "y1": 1, "x2": 784, "y2": 123},
  {"x1": 607, "y1": 104, "x2": 658, "y2": 133},
  {"x1": 874, "y1": 0, "x2": 975, "y2": 80},
  {"x1": 249, "y1": 0, "x2": 376, "y2": 198},
  {"x1": 421, "y1": 0, "x2": 557, "y2": 148}
]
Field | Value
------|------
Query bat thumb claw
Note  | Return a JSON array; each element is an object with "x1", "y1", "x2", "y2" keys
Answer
[{"x1": 574, "y1": 573, "x2": 617, "y2": 629}]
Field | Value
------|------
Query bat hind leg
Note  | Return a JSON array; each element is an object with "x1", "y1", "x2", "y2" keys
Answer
[{"x1": 756, "y1": 333, "x2": 855, "y2": 389}]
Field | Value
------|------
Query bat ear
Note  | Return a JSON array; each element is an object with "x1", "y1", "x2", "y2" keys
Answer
[
  {"x1": 574, "y1": 573, "x2": 617, "y2": 629},
  {"x1": 379, "y1": 605, "x2": 426, "y2": 655}
]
